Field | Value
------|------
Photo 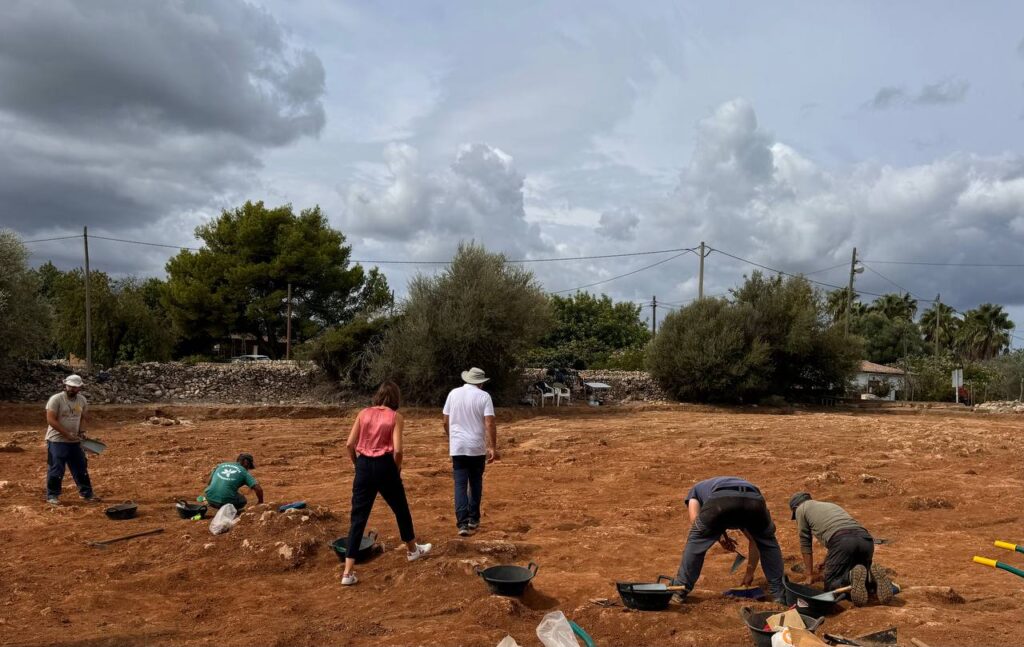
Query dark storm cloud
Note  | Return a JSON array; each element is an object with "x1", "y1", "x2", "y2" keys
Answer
[{"x1": 0, "y1": 0, "x2": 325, "y2": 234}]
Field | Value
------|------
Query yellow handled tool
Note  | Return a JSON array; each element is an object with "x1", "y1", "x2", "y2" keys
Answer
[
  {"x1": 973, "y1": 556, "x2": 1024, "y2": 579},
  {"x1": 994, "y1": 540, "x2": 1024, "y2": 555}
]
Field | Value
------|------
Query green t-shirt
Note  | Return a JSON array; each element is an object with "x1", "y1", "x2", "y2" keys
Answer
[{"x1": 204, "y1": 462, "x2": 257, "y2": 504}]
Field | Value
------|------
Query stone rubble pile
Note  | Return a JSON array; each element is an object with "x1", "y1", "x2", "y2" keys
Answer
[
  {"x1": 1, "y1": 360, "x2": 323, "y2": 404},
  {"x1": 974, "y1": 400, "x2": 1024, "y2": 414}
]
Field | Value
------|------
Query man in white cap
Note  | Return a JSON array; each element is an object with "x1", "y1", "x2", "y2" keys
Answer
[
  {"x1": 442, "y1": 367, "x2": 499, "y2": 536},
  {"x1": 45, "y1": 375, "x2": 98, "y2": 505}
]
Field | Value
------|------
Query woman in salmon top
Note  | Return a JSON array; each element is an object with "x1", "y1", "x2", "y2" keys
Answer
[{"x1": 341, "y1": 381, "x2": 431, "y2": 585}]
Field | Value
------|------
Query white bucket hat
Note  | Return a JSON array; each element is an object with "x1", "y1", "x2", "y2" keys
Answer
[
  {"x1": 64, "y1": 374, "x2": 84, "y2": 387},
  {"x1": 461, "y1": 367, "x2": 489, "y2": 384}
]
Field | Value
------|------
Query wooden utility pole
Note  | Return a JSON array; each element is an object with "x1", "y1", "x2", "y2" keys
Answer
[
  {"x1": 844, "y1": 247, "x2": 858, "y2": 337},
  {"x1": 83, "y1": 226, "x2": 93, "y2": 373},
  {"x1": 698, "y1": 241, "x2": 706, "y2": 299},
  {"x1": 651, "y1": 295, "x2": 657, "y2": 336},
  {"x1": 934, "y1": 294, "x2": 941, "y2": 357},
  {"x1": 285, "y1": 283, "x2": 293, "y2": 360}
]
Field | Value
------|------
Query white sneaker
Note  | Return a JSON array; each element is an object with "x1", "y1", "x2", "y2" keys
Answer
[
  {"x1": 407, "y1": 543, "x2": 432, "y2": 561},
  {"x1": 341, "y1": 572, "x2": 358, "y2": 586}
]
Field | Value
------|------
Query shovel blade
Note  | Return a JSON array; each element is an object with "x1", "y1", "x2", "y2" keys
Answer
[{"x1": 730, "y1": 552, "x2": 747, "y2": 574}]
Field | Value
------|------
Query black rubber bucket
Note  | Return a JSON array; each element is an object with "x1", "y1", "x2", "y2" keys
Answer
[
  {"x1": 105, "y1": 502, "x2": 138, "y2": 520},
  {"x1": 740, "y1": 607, "x2": 824, "y2": 647},
  {"x1": 783, "y1": 577, "x2": 844, "y2": 618},
  {"x1": 330, "y1": 531, "x2": 378, "y2": 563},
  {"x1": 616, "y1": 575, "x2": 676, "y2": 611},
  {"x1": 476, "y1": 562, "x2": 538, "y2": 596},
  {"x1": 176, "y1": 500, "x2": 208, "y2": 520}
]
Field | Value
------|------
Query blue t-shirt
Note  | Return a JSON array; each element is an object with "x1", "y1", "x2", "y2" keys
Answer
[{"x1": 684, "y1": 476, "x2": 759, "y2": 506}]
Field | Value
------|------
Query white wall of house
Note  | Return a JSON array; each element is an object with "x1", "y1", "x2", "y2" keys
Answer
[{"x1": 853, "y1": 372, "x2": 904, "y2": 400}]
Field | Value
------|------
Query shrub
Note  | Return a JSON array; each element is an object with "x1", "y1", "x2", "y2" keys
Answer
[
  {"x1": 369, "y1": 243, "x2": 551, "y2": 405},
  {"x1": 305, "y1": 316, "x2": 394, "y2": 386}
]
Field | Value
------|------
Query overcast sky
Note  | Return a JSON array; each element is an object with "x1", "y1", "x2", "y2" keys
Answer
[{"x1": 4, "y1": 1, "x2": 1024, "y2": 339}]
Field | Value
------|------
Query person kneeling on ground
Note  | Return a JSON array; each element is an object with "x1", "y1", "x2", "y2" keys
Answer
[
  {"x1": 673, "y1": 476, "x2": 786, "y2": 604},
  {"x1": 341, "y1": 381, "x2": 432, "y2": 586},
  {"x1": 789, "y1": 491, "x2": 893, "y2": 606},
  {"x1": 203, "y1": 453, "x2": 264, "y2": 511}
]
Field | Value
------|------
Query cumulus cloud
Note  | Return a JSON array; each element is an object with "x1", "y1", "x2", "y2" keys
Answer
[
  {"x1": 659, "y1": 99, "x2": 1024, "y2": 311},
  {"x1": 0, "y1": 0, "x2": 325, "y2": 237},
  {"x1": 597, "y1": 208, "x2": 640, "y2": 241},
  {"x1": 866, "y1": 78, "x2": 969, "y2": 109},
  {"x1": 343, "y1": 143, "x2": 550, "y2": 261}
]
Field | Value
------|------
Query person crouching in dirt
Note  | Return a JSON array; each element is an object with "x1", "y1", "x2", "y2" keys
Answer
[
  {"x1": 203, "y1": 453, "x2": 264, "y2": 511},
  {"x1": 672, "y1": 476, "x2": 786, "y2": 604},
  {"x1": 45, "y1": 374, "x2": 99, "y2": 505},
  {"x1": 341, "y1": 381, "x2": 432, "y2": 586},
  {"x1": 788, "y1": 492, "x2": 893, "y2": 606}
]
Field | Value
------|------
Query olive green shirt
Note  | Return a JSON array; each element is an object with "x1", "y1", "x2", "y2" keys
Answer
[{"x1": 795, "y1": 500, "x2": 864, "y2": 554}]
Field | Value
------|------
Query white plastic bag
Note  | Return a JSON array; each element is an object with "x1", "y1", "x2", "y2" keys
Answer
[
  {"x1": 496, "y1": 636, "x2": 521, "y2": 647},
  {"x1": 209, "y1": 504, "x2": 239, "y2": 535},
  {"x1": 536, "y1": 611, "x2": 580, "y2": 647}
]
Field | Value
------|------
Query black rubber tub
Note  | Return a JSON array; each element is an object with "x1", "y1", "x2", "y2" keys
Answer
[
  {"x1": 783, "y1": 577, "x2": 845, "y2": 618},
  {"x1": 330, "y1": 531, "x2": 378, "y2": 563},
  {"x1": 176, "y1": 500, "x2": 208, "y2": 520},
  {"x1": 105, "y1": 502, "x2": 138, "y2": 520},
  {"x1": 476, "y1": 562, "x2": 538, "y2": 596},
  {"x1": 616, "y1": 575, "x2": 676, "y2": 611},
  {"x1": 740, "y1": 607, "x2": 824, "y2": 647}
]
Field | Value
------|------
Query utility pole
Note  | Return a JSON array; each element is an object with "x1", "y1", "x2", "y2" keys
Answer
[
  {"x1": 698, "y1": 241, "x2": 706, "y2": 299},
  {"x1": 651, "y1": 295, "x2": 657, "y2": 336},
  {"x1": 844, "y1": 247, "x2": 858, "y2": 337},
  {"x1": 934, "y1": 293, "x2": 941, "y2": 357},
  {"x1": 83, "y1": 226, "x2": 93, "y2": 373},
  {"x1": 285, "y1": 282, "x2": 293, "y2": 360}
]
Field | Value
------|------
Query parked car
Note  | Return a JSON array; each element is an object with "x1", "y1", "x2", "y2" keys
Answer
[{"x1": 231, "y1": 354, "x2": 271, "y2": 363}]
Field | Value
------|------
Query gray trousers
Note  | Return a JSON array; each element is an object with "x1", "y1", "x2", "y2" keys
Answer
[{"x1": 674, "y1": 492, "x2": 785, "y2": 599}]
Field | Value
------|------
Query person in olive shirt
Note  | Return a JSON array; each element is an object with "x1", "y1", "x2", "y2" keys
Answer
[
  {"x1": 788, "y1": 492, "x2": 893, "y2": 606},
  {"x1": 204, "y1": 453, "x2": 264, "y2": 510},
  {"x1": 45, "y1": 374, "x2": 99, "y2": 505}
]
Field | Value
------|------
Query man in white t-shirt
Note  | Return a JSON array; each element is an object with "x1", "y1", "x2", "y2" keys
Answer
[
  {"x1": 44, "y1": 374, "x2": 98, "y2": 505},
  {"x1": 442, "y1": 367, "x2": 498, "y2": 536}
]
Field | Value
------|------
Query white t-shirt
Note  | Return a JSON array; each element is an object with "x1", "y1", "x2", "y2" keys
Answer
[
  {"x1": 45, "y1": 392, "x2": 87, "y2": 443},
  {"x1": 442, "y1": 384, "x2": 495, "y2": 456}
]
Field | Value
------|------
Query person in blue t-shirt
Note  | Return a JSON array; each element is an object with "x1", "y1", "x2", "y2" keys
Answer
[{"x1": 672, "y1": 476, "x2": 785, "y2": 604}]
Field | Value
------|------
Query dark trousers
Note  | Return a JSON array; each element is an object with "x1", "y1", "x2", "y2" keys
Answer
[
  {"x1": 346, "y1": 454, "x2": 415, "y2": 555},
  {"x1": 46, "y1": 441, "x2": 93, "y2": 499},
  {"x1": 452, "y1": 455, "x2": 486, "y2": 527},
  {"x1": 209, "y1": 493, "x2": 247, "y2": 511},
  {"x1": 675, "y1": 492, "x2": 785, "y2": 599},
  {"x1": 824, "y1": 528, "x2": 874, "y2": 590}
]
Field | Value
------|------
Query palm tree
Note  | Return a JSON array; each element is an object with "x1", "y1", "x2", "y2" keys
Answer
[
  {"x1": 870, "y1": 293, "x2": 917, "y2": 321},
  {"x1": 919, "y1": 302, "x2": 959, "y2": 353},
  {"x1": 957, "y1": 303, "x2": 1014, "y2": 360},
  {"x1": 826, "y1": 288, "x2": 864, "y2": 325}
]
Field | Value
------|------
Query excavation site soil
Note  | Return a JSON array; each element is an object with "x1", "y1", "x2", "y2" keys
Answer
[{"x1": 1, "y1": 403, "x2": 1021, "y2": 646}]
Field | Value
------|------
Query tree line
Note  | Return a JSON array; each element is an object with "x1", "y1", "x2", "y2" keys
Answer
[{"x1": 1, "y1": 201, "x2": 1019, "y2": 404}]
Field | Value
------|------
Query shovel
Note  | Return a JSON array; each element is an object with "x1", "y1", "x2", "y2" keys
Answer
[
  {"x1": 973, "y1": 556, "x2": 1024, "y2": 579},
  {"x1": 730, "y1": 551, "x2": 747, "y2": 574},
  {"x1": 994, "y1": 540, "x2": 1024, "y2": 556},
  {"x1": 86, "y1": 527, "x2": 164, "y2": 549},
  {"x1": 808, "y1": 584, "x2": 852, "y2": 603}
]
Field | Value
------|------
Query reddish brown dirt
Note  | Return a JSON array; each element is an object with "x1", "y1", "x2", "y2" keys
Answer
[{"x1": 1, "y1": 403, "x2": 1022, "y2": 646}]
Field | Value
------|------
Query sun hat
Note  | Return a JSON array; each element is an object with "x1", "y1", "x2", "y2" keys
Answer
[
  {"x1": 461, "y1": 367, "x2": 489, "y2": 384},
  {"x1": 64, "y1": 375, "x2": 84, "y2": 387}
]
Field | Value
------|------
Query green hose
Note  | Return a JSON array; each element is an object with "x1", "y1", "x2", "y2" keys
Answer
[{"x1": 569, "y1": 620, "x2": 597, "y2": 647}]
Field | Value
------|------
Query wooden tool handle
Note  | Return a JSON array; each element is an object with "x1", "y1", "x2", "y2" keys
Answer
[
  {"x1": 97, "y1": 528, "x2": 164, "y2": 545},
  {"x1": 664, "y1": 585, "x2": 688, "y2": 591},
  {"x1": 910, "y1": 639, "x2": 932, "y2": 647},
  {"x1": 830, "y1": 585, "x2": 853, "y2": 594}
]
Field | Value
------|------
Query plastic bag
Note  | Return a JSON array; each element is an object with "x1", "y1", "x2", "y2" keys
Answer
[
  {"x1": 496, "y1": 637, "x2": 521, "y2": 647},
  {"x1": 209, "y1": 504, "x2": 239, "y2": 535},
  {"x1": 536, "y1": 611, "x2": 580, "y2": 647}
]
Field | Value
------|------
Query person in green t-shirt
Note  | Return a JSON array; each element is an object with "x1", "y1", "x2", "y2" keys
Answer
[{"x1": 203, "y1": 453, "x2": 264, "y2": 510}]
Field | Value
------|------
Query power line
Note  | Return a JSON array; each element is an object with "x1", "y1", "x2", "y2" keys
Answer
[
  {"x1": 90, "y1": 235, "x2": 202, "y2": 251},
  {"x1": 862, "y1": 259, "x2": 1024, "y2": 268},
  {"x1": 862, "y1": 264, "x2": 918, "y2": 297},
  {"x1": 22, "y1": 235, "x2": 83, "y2": 243},
  {"x1": 803, "y1": 262, "x2": 849, "y2": 276},
  {"x1": 551, "y1": 250, "x2": 694, "y2": 294}
]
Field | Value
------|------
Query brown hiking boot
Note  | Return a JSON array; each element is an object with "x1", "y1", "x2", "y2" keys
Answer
[
  {"x1": 871, "y1": 564, "x2": 894, "y2": 605},
  {"x1": 849, "y1": 565, "x2": 869, "y2": 606}
]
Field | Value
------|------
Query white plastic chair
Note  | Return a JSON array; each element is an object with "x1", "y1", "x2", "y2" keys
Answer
[
  {"x1": 552, "y1": 382, "x2": 571, "y2": 406},
  {"x1": 534, "y1": 381, "x2": 555, "y2": 407}
]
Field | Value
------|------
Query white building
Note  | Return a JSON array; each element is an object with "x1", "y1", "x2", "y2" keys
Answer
[{"x1": 852, "y1": 361, "x2": 906, "y2": 401}]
